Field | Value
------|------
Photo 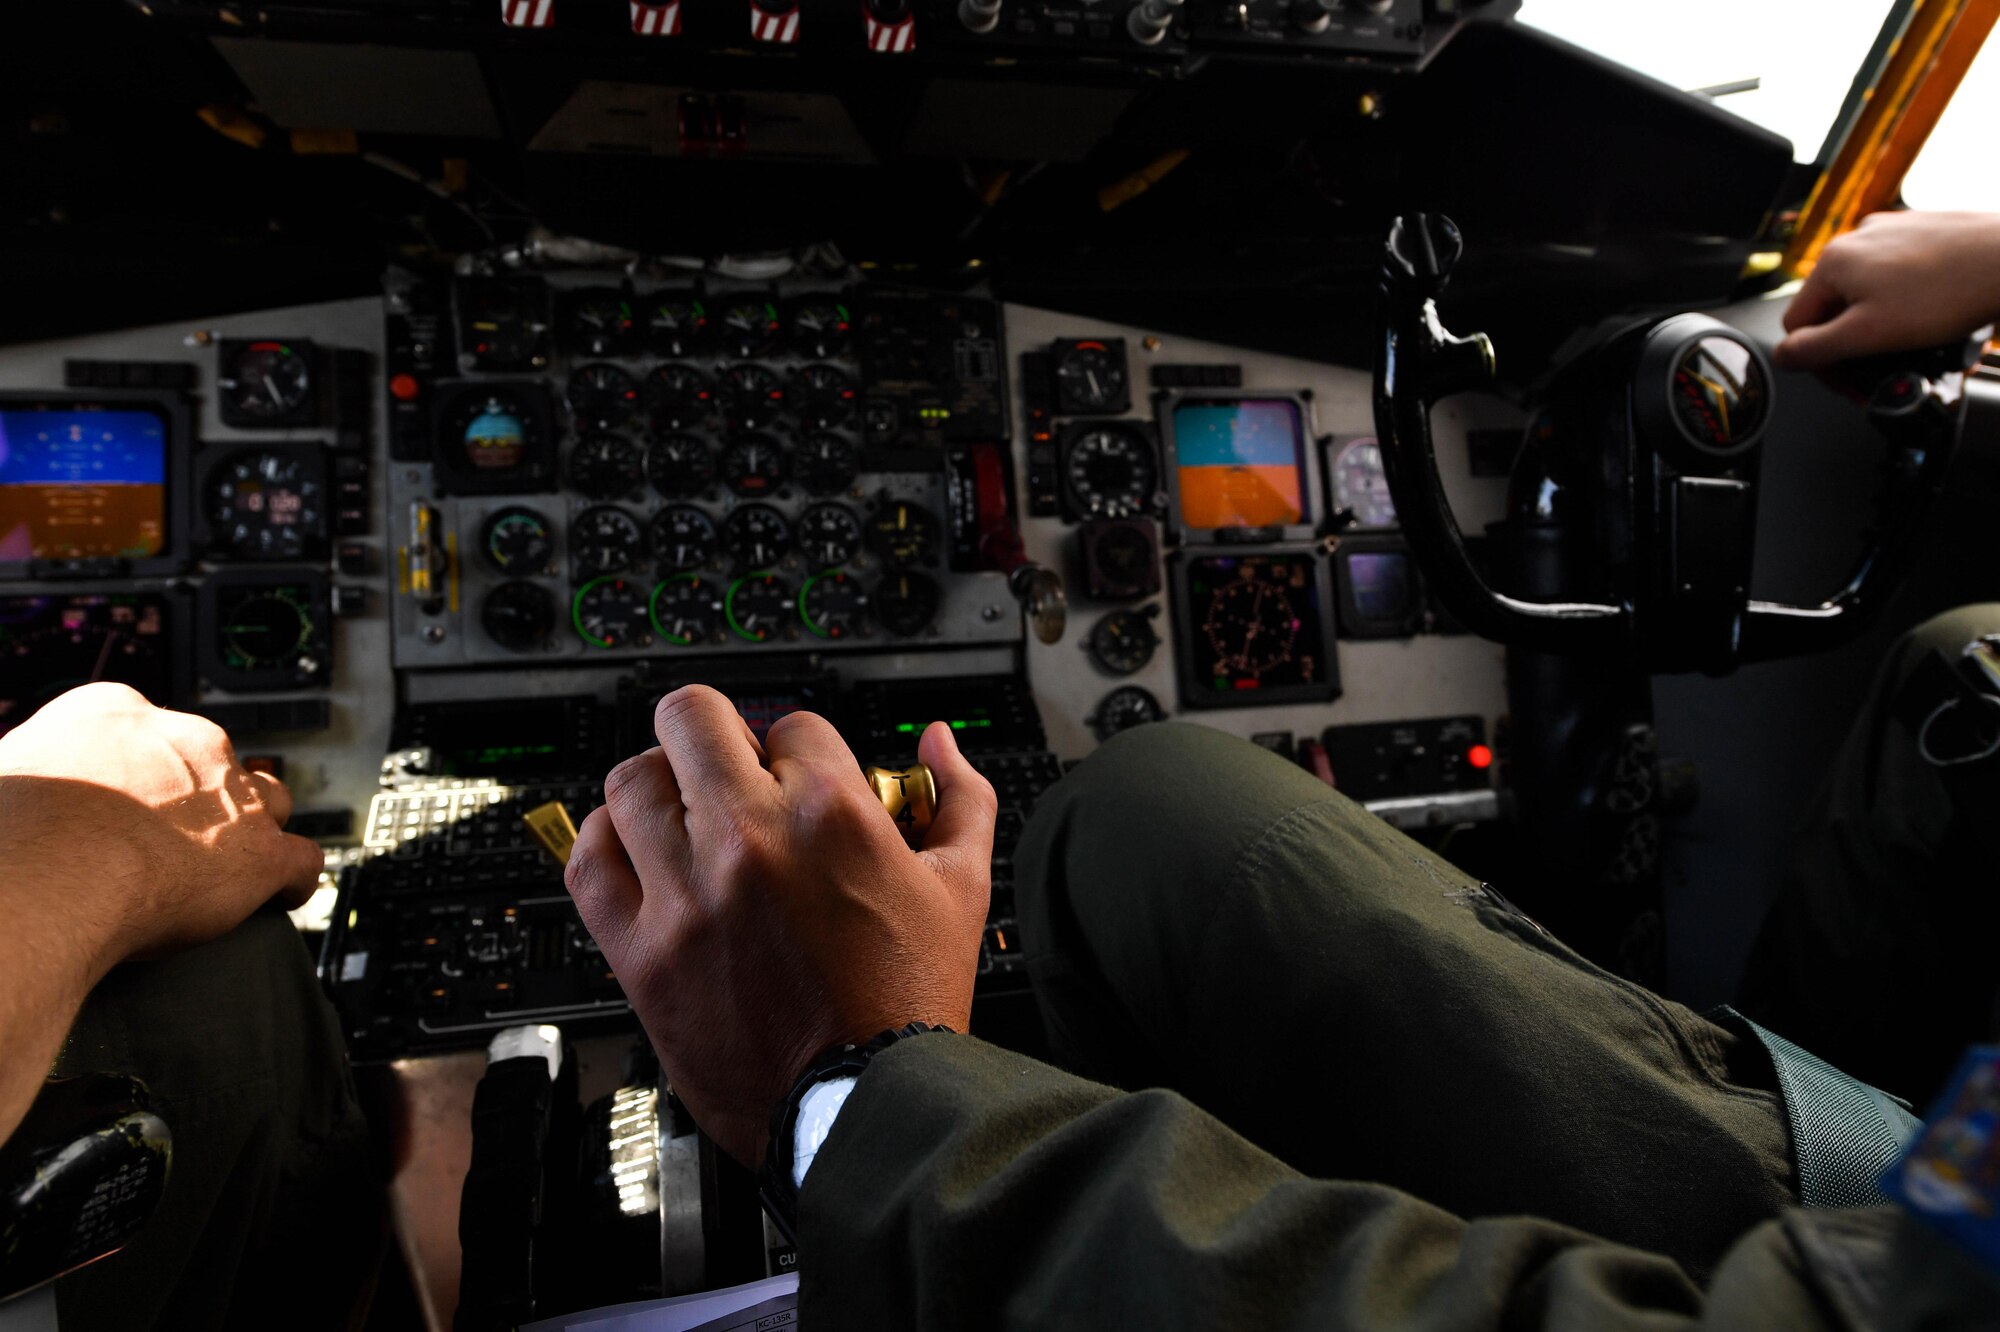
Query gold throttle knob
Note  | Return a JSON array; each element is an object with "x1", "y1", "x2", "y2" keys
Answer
[{"x1": 866, "y1": 763, "x2": 937, "y2": 845}]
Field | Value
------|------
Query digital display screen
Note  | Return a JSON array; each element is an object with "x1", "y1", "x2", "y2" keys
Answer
[
  {"x1": 0, "y1": 408, "x2": 169, "y2": 561},
  {"x1": 1182, "y1": 552, "x2": 1330, "y2": 697},
  {"x1": 1172, "y1": 399, "x2": 1309, "y2": 531},
  {"x1": 1347, "y1": 551, "x2": 1414, "y2": 623},
  {"x1": 412, "y1": 697, "x2": 580, "y2": 779},
  {"x1": 0, "y1": 592, "x2": 174, "y2": 733}
]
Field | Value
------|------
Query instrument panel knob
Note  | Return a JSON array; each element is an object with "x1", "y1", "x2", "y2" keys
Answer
[
  {"x1": 1126, "y1": 0, "x2": 1184, "y2": 44},
  {"x1": 1291, "y1": 0, "x2": 1337, "y2": 31},
  {"x1": 957, "y1": 0, "x2": 1002, "y2": 33},
  {"x1": 866, "y1": 763, "x2": 938, "y2": 844}
]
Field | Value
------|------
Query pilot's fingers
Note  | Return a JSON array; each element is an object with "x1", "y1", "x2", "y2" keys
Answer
[
  {"x1": 916, "y1": 721, "x2": 998, "y2": 904},
  {"x1": 602, "y1": 746, "x2": 692, "y2": 887},
  {"x1": 1781, "y1": 266, "x2": 1849, "y2": 334},
  {"x1": 654, "y1": 686, "x2": 775, "y2": 817},
  {"x1": 1773, "y1": 303, "x2": 1879, "y2": 371},
  {"x1": 567, "y1": 804, "x2": 646, "y2": 945},
  {"x1": 764, "y1": 710, "x2": 870, "y2": 799},
  {"x1": 248, "y1": 768, "x2": 294, "y2": 827},
  {"x1": 271, "y1": 832, "x2": 325, "y2": 909}
]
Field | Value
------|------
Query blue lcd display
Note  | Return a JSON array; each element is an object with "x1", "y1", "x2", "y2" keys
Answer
[
  {"x1": 0, "y1": 409, "x2": 169, "y2": 561},
  {"x1": 1171, "y1": 399, "x2": 1309, "y2": 530}
]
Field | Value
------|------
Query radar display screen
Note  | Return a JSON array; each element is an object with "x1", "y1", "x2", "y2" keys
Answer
[
  {"x1": 1169, "y1": 398, "x2": 1309, "y2": 533},
  {"x1": 0, "y1": 408, "x2": 168, "y2": 561},
  {"x1": 1174, "y1": 551, "x2": 1338, "y2": 708},
  {"x1": 0, "y1": 592, "x2": 177, "y2": 733}
]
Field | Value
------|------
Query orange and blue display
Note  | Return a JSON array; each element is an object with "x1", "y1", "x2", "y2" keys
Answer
[
  {"x1": 1172, "y1": 399, "x2": 1308, "y2": 531},
  {"x1": 0, "y1": 409, "x2": 168, "y2": 561}
]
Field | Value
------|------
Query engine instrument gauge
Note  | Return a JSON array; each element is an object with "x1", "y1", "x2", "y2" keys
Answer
[
  {"x1": 1053, "y1": 338, "x2": 1130, "y2": 416},
  {"x1": 207, "y1": 575, "x2": 329, "y2": 689},
  {"x1": 481, "y1": 580, "x2": 556, "y2": 652},
  {"x1": 716, "y1": 298, "x2": 782, "y2": 359},
  {"x1": 791, "y1": 364, "x2": 859, "y2": 429},
  {"x1": 480, "y1": 506, "x2": 556, "y2": 576},
  {"x1": 1063, "y1": 423, "x2": 1158, "y2": 520},
  {"x1": 572, "y1": 575, "x2": 651, "y2": 649},
  {"x1": 644, "y1": 364, "x2": 714, "y2": 430},
  {"x1": 1092, "y1": 685, "x2": 1164, "y2": 742},
  {"x1": 717, "y1": 435, "x2": 786, "y2": 499},
  {"x1": 1087, "y1": 607, "x2": 1160, "y2": 676},
  {"x1": 645, "y1": 295, "x2": 709, "y2": 357},
  {"x1": 205, "y1": 447, "x2": 326, "y2": 560},
  {"x1": 797, "y1": 503, "x2": 862, "y2": 568},
  {"x1": 217, "y1": 339, "x2": 315, "y2": 426},
  {"x1": 560, "y1": 289, "x2": 637, "y2": 357},
  {"x1": 648, "y1": 505, "x2": 719, "y2": 573},
  {"x1": 568, "y1": 433, "x2": 648, "y2": 500},
  {"x1": 570, "y1": 505, "x2": 645, "y2": 576},
  {"x1": 647, "y1": 433, "x2": 716, "y2": 498},
  {"x1": 719, "y1": 364, "x2": 786, "y2": 431},
  {"x1": 873, "y1": 570, "x2": 941, "y2": 638},
  {"x1": 567, "y1": 363, "x2": 641, "y2": 428},
  {"x1": 725, "y1": 572, "x2": 796, "y2": 644},
  {"x1": 1329, "y1": 436, "x2": 1397, "y2": 529},
  {"x1": 800, "y1": 570, "x2": 869, "y2": 640},
  {"x1": 649, "y1": 574, "x2": 723, "y2": 646},
  {"x1": 721, "y1": 504, "x2": 791, "y2": 569},
  {"x1": 0, "y1": 593, "x2": 176, "y2": 729},
  {"x1": 789, "y1": 299, "x2": 852, "y2": 358},
  {"x1": 866, "y1": 501, "x2": 940, "y2": 567},
  {"x1": 795, "y1": 433, "x2": 859, "y2": 496}
]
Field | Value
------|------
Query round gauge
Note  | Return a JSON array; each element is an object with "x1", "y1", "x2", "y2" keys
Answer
[
  {"x1": 725, "y1": 572, "x2": 796, "y2": 644},
  {"x1": 1085, "y1": 521, "x2": 1158, "y2": 599},
  {"x1": 791, "y1": 364, "x2": 859, "y2": 429},
  {"x1": 644, "y1": 364, "x2": 714, "y2": 431},
  {"x1": 649, "y1": 574, "x2": 723, "y2": 646},
  {"x1": 717, "y1": 435, "x2": 787, "y2": 499},
  {"x1": 800, "y1": 570, "x2": 870, "y2": 640},
  {"x1": 873, "y1": 571, "x2": 941, "y2": 638},
  {"x1": 645, "y1": 295, "x2": 709, "y2": 357},
  {"x1": 1671, "y1": 336, "x2": 1768, "y2": 455},
  {"x1": 206, "y1": 449, "x2": 324, "y2": 560},
  {"x1": 789, "y1": 299, "x2": 852, "y2": 358},
  {"x1": 1055, "y1": 340, "x2": 1127, "y2": 413},
  {"x1": 562, "y1": 289, "x2": 637, "y2": 356},
  {"x1": 795, "y1": 433, "x2": 859, "y2": 497},
  {"x1": 716, "y1": 299, "x2": 782, "y2": 359},
  {"x1": 1092, "y1": 685, "x2": 1164, "y2": 743},
  {"x1": 218, "y1": 586, "x2": 317, "y2": 673},
  {"x1": 481, "y1": 506, "x2": 556, "y2": 576},
  {"x1": 1087, "y1": 608, "x2": 1160, "y2": 676},
  {"x1": 570, "y1": 505, "x2": 645, "y2": 576},
  {"x1": 719, "y1": 363, "x2": 786, "y2": 431},
  {"x1": 218, "y1": 341, "x2": 313, "y2": 422},
  {"x1": 1065, "y1": 425, "x2": 1157, "y2": 519},
  {"x1": 1330, "y1": 437, "x2": 1397, "y2": 528},
  {"x1": 866, "y1": 500, "x2": 941, "y2": 567},
  {"x1": 796, "y1": 503, "x2": 862, "y2": 568},
  {"x1": 721, "y1": 504, "x2": 791, "y2": 569},
  {"x1": 481, "y1": 580, "x2": 555, "y2": 652},
  {"x1": 567, "y1": 363, "x2": 641, "y2": 428},
  {"x1": 648, "y1": 505, "x2": 719, "y2": 573},
  {"x1": 567, "y1": 432, "x2": 648, "y2": 500},
  {"x1": 443, "y1": 389, "x2": 547, "y2": 476},
  {"x1": 572, "y1": 575, "x2": 651, "y2": 649},
  {"x1": 1203, "y1": 576, "x2": 1300, "y2": 678},
  {"x1": 647, "y1": 432, "x2": 717, "y2": 498}
]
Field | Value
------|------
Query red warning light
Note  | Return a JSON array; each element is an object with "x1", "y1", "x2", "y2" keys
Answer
[{"x1": 1467, "y1": 744, "x2": 1494, "y2": 770}]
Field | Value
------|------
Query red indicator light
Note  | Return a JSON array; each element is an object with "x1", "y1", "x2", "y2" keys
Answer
[
  {"x1": 1467, "y1": 744, "x2": 1493, "y2": 770},
  {"x1": 389, "y1": 373, "x2": 422, "y2": 402}
]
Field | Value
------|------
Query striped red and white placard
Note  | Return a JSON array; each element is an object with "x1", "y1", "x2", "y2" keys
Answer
[
  {"x1": 501, "y1": 0, "x2": 553, "y2": 27},
  {"x1": 864, "y1": 8, "x2": 916, "y2": 52},
  {"x1": 630, "y1": 0, "x2": 681, "y2": 34},
  {"x1": 749, "y1": 2, "x2": 801, "y2": 42}
]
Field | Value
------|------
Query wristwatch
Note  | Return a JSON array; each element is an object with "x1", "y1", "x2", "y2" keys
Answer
[{"x1": 758, "y1": 1021, "x2": 951, "y2": 1243}]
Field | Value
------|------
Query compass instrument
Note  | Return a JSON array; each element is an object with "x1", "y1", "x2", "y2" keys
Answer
[
  {"x1": 649, "y1": 574, "x2": 724, "y2": 646},
  {"x1": 1086, "y1": 607, "x2": 1160, "y2": 676},
  {"x1": 204, "y1": 573, "x2": 330, "y2": 690},
  {"x1": 567, "y1": 363, "x2": 641, "y2": 429},
  {"x1": 797, "y1": 503, "x2": 862, "y2": 568},
  {"x1": 866, "y1": 500, "x2": 940, "y2": 567},
  {"x1": 1173, "y1": 551, "x2": 1337, "y2": 708},
  {"x1": 1062, "y1": 422, "x2": 1158, "y2": 520},
  {"x1": 721, "y1": 504, "x2": 791, "y2": 569},
  {"x1": 480, "y1": 506, "x2": 556, "y2": 576},
  {"x1": 725, "y1": 572, "x2": 796, "y2": 644},
  {"x1": 572, "y1": 575, "x2": 652, "y2": 649},
  {"x1": 217, "y1": 339, "x2": 316, "y2": 427},
  {"x1": 648, "y1": 506, "x2": 719, "y2": 573},
  {"x1": 481, "y1": 580, "x2": 556, "y2": 652},
  {"x1": 800, "y1": 570, "x2": 869, "y2": 640},
  {"x1": 204, "y1": 447, "x2": 326, "y2": 561},
  {"x1": 795, "y1": 433, "x2": 860, "y2": 497},
  {"x1": 570, "y1": 505, "x2": 644, "y2": 576},
  {"x1": 567, "y1": 433, "x2": 647, "y2": 500}
]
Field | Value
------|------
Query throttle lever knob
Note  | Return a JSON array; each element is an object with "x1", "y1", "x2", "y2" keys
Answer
[{"x1": 866, "y1": 763, "x2": 937, "y2": 845}]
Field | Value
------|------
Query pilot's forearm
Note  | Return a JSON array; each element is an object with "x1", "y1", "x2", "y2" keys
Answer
[
  {"x1": 799, "y1": 1034, "x2": 1843, "y2": 1331},
  {"x1": 0, "y1": 854, "x2": 121, "y2": 1149}
]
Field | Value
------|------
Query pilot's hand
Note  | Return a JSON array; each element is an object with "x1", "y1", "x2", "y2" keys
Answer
[
  {"x1": 565, "y1": 685, "x2": 996, "y2": 1168},
  {"x1": 0, "y1": 683, "x2": 323, "y2": 968},
  {"x1": 1775, "y1": 210, "x2": 2000, "y2": 371}
]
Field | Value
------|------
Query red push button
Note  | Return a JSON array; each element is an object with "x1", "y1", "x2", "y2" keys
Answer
[{"x1": 390, "y1": 373, "x2": 422, "y2": 402}]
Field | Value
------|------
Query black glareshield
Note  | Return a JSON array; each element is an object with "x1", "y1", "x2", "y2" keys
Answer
[{"x1": 0, "y1": 1074, "x2": 170, "y2": 1304}]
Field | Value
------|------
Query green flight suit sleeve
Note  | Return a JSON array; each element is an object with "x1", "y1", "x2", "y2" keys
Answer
[{"x1": 797, "y1": 1034, "x2": 1846, "y2": 1331}]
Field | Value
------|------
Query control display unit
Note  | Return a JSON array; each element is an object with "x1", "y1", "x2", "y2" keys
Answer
[
  {"x1": 0, "y1": 397, "x2": 187, "y2": 573},
  {"x1": 1170, "y1": 549, "x2": 1338, "y2": 708},
  {"x1": 1158, "y1": 391, "x2": 1318, "y2": 543}
]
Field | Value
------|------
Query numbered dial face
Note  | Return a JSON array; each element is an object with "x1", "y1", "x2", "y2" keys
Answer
[
  {"x1": 572, "y1": 575, "x2": 651, "y2": 649},
  {"x1": 866, "y1": 500, "x2": 941, "y2": 567},
  {"x1": 647, "y1": 433, "x2": 717, "y2": 498},
  {"x1": 797, "y1": 503, "x2": 862, "y2": 568},
  {"x1": 481, "y1": 506, "x2": 556, "y2": 576},
  {"x1": 795, "y1": 433, "x2": 859, "y2": 497},
  {"x1": 217, "y1": 585, "x2": 320, "y2": 674},
  {"x1": 718, "y1": 434, "x2": 787, "y2": 499},
  {"x1": 1066, "y1": 426, "x2": 1157, "y2": 519},
  {"x1": 481, "y1": 580, "x2": 555, "y2": 652},
  {"x1": 1087, "y1": 608, "x2": 1159, "y2": 675},
  {"x1": 649, "y1": 574, "x2": 723, "y2": 646},
  {"x1": 568, "y1": 432, "x2": 648, "y2": 500},
  {"x1": 725, "y1": 572, "x2": 795, "y2": 644},
  {"x1": 800, "y1": 570, "x2": 869, "y2": 641},
  {"x1": 1093, "y1": 685, "x2": 1164, "y2": 742},
  {"x1": 1330, "y1": 437, "x2": 1397, "y2": 528},
  {"x1": 721, "y1": 504, "x2": 791, "y2": 569},
  {"x1": 644, "y1": 363, "x2": 714, "y2": 431},
  {"x1": 570, "y1": 505, "x2": 645, "y2": 576},
  {"x1": 1055, "y1": 341, "x2": 1127, "y2": 413},
  {"x1": 567, "y1": 363, "x2": 641, "y2": 428},
  {"x1": 645, "y1": 295, "x2": 709, "y2": 357},
  {"x1": 561, "y1": 289, "x2": 637, "y2": 356},
  {"x1": 218, "y1": 341, "x2": 313, "y2": 421},
  {"x1": 792, "y1": 364, "x2": 859, "y2": 429},
  {"x1": 648, "y1": 505, "x2": 719, "y2": 573},
  {"x1": 717, "y1": 299, "x2": 783, "y2": 359},
  {"x1": 873, "y1": 571, "x2": 941, "y2": 638},
  {"x1": 790, "y1": 300, "x2": 852, "y2": 358},
  {"x1": 1203, "y1": 577, "x2": 1301, "y2": 678},
  {"x1": 719, "y1": 363, "x2": 786, "y2": 431},
  {"x1": 206, "y1": 450, "x2": 324, "y2": 560}
]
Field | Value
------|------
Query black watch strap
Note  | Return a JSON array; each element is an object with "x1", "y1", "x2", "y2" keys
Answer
[{"x1": 758, "y1": 1021, "x2": 951, "y2": 1244}]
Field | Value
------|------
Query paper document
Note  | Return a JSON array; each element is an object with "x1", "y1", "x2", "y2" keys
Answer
[{"x1": 521, "y1": 1274, "x2": 798, "y2": 1332}]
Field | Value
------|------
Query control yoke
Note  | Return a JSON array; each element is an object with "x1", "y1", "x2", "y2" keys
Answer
[{"x1": 1372, "y1": 212, "x2": 1978, "y2": 672}]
